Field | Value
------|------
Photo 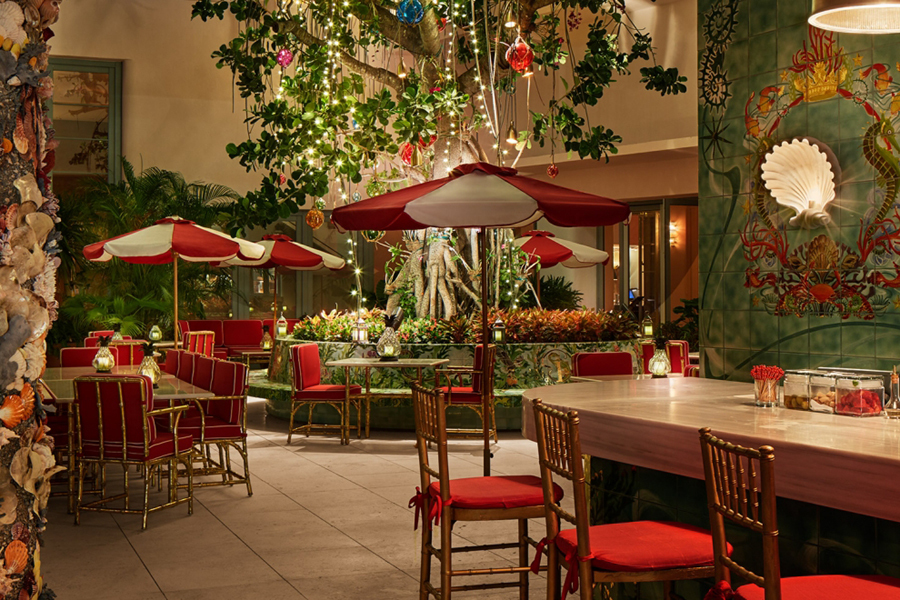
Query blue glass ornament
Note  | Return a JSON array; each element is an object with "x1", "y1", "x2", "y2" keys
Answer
[{"x1": 396, "y1": 0, "x2": 424, "y2": 25}]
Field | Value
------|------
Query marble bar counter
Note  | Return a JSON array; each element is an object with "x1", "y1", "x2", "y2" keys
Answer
[{"x1": 521, "y1": 378, "x2": 900, "y2": 522}]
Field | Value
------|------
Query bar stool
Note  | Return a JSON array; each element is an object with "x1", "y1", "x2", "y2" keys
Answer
[
  {"x1": 411, "y1": 384, "x2": 563, "y2": 599},
  {"x1": 531, "y1": 399, "x2": 724, "y2": 600},
  {"x1": 699, "y1": 427, "x2": 900, "y2": 600}
]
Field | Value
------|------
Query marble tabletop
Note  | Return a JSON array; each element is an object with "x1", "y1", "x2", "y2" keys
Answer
[
  {"x1": 521, "y1": 378, "x2": 900, "y2": 522},
  {"x1": 41, "y1": 366, "x2": 213, "y2": 403}
]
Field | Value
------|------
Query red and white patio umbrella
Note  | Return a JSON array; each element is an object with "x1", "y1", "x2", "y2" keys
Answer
[
  {"x1": 515, "y1": 230, "x2": 610, "y2": 269},
  {"x1": 331, "y1": 162, "x2": 630, "y2": 474},
  {"x1": 83, "y1": 216, "x2": 266, "y2": 348},
  {"x1": 217, "y1": 233, "x2": 345, "y2": 323}
]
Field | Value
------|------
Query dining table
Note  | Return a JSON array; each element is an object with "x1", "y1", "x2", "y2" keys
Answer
[{"x1": 39, "y1": 365, "x2": 214, "y2": 513}]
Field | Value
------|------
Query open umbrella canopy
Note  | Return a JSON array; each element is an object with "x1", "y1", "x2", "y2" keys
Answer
[
  {"x1": 83, "y1": 216, "x2": 265, "y2": 264},
  {"x1": 515, "y1": 230, "x2": 610, "y2": 269},
  {"x1": 330, "y1": 162, "x2": 630, "y2": 232},
  {"x1": 218, "y1": 234, "x2": 345, "y2": 271}
]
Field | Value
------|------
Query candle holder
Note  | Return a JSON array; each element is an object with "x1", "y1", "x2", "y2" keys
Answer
[
  {"x1": 377, "y1": 309, "x2": 403, "y2": 361},
  {"x1": 93, "y1": 336, "x2": 115, "y2": 373},
  {"x1": 260, "y1": 325, "x2": 273, "y2": 350},
  {"x1": 138, "y1": 342, "x2": 161, "y2": 388},
  {"x1": 647, "y1": 337, "x2": 671, "y2": 378}
]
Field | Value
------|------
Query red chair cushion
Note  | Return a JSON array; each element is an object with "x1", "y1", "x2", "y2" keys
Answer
[
  {"x1": 175, "y1": 415, "x2": 245, "y2": 441},
  {"x1": 213, "y1": 349, "x2": 229, "y2": 360},
  {"x1": 735, "y1": 575, "x2": 900, "y2": 600},
  {"x1": 293, "y1": 384, "x2": 362, "y2": 401},
  {"x1": 145, "y1": 432, "x2": 193, "y2": 461},
  {"x1": 178, "y1": 352, "x2": 196, "y2": 381},
  {"x1": 555, "y1": 521, "x2": 723, "y2": 572},
  {"x1": 223, "y1": 320, "x2": 263, "y2": 347},
  {"x1": 439, "y1": 387, "x2": 481, "y2": 404},
  {"x1": 208, "y1": 360, "x2": 248, "y2": 424},
  {"x1": 427, "y1": 475, "x2": 563, "y2": 510},
  {"x1": 192, "y1": 356, "x2": 215, "y2": 391},
  {"x1": 572, "y1": 352, "x2": 634, "y2": 377}
]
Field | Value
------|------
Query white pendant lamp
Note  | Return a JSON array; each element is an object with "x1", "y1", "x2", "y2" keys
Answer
[{"x1": 809, "y1": 0, "x2": 900, "y2": 34}]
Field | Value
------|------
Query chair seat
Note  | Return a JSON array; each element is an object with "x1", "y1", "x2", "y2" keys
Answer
[
  {"x1": 293, "y1": 384, "x2": 362, "y2": 401},
  {"x1": 735, "y1": 575, "x2": 900, "y2": 600},
  {"x1": 176, "y1": 415, "x2": 245, "y2": 441},
  {"x1": 82, "y1": 432, "x2": 193, "y2": 462},
  {"x1": 428, "y1": 475, "x2": 563, "y2": 510},
  {"x1": 555, "y1": 521, "x2": 723, "y2": 572},
  {"x1": 439, "y1": 387, "x2": 482, "y2": 404}
]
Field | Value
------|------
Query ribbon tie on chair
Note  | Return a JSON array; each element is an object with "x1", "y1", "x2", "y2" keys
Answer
[
  {"x1": 529, "y1": 537, "x2": 592, "y2": 600},
  {"x1": 703, "y1": 581, "x2": 735, "y2": 600},
  {"x1": 408, "y1": 487, "x2": 446, "y2": 530}
]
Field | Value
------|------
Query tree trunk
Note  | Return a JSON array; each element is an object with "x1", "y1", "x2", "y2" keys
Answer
[{"x1": 0, "y1": 2, "x2": 64, "y2": 598}]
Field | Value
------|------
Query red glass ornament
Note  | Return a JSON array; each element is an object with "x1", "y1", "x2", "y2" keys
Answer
[
  {"x1": 400, "y1": 142, "x2": 414, "y2": 166},
  {"x1": 506, "y1": 37, "x2": 534, "y2": 73},
  {"x1": 547, "y1": 163, "x2": 559, "y2": 179},
  {"x1": 418, "y1": 135, "x2": 437, "y2": 149}
]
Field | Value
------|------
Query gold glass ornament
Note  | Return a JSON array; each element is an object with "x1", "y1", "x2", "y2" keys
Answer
[{"x1": 306, "y1": 208, "x2": 324, "y2": 230}]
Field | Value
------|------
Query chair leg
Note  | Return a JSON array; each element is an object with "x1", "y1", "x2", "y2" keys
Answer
[
  {"x1": 287, "y1": 401, "x2": 296, "y2": 444},
  {"x1": 186, "y1": 455, "x2": 194, "y2": 516},
  {"x1": 547, "y1": 544, "x2": 560, "y2": 600},
  {"x1": 518, "y1": 518, "x2": 529, "y2": 600},
  {"x1": 578, "y1": 555, "x2": 593, "y2": 600},
  {"x1": 663, "y1": 580, "x2": 673, "y2": 600},
  {"x1": 491, "y1": 403, "x2": 499, "y2": 443},
  {"x1": 419, "y1": 521, "x2": 433, "y2": 600},
  {"x1": 141, "y1": 466, "x2": 151, "y2": 531},
  {"x1": 74, "y1": 460, "x2": 85, "y2": 526},
  {"x1": 440, "y1": 512, "x2": 452, "y2": 599},
  {"x1": 306, "y1": 404, "x2": 313, "y2": 437},
  {"x1": 241, "y1": 438, "x2": 253, "y2": 496},
  {"x1": 123, "y1": 464, "x2": 130, "y2": 510}
]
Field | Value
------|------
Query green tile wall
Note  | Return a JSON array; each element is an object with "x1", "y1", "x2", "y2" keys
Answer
[{"x1": 698, "y1": 0, "x2": 900, "y2": 380}]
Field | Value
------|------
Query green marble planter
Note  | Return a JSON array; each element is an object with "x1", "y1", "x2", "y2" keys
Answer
[{"x1": 255, "y1": 338, "x2": 641, "y2": 430}]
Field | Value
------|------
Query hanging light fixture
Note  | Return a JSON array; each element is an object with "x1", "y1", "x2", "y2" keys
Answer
[
  {"x1": 506, "y1": 124, "x2": 518, "y2": 145},
  {"x1": 809, "y1": 0, "x2": 900, "y2": 34},
  {"x1": 397, "y1": 60, "x2": 408, "y2": 79},
  {"x1": 504, "y1": 10, "x2": 516, "y2": 28}
]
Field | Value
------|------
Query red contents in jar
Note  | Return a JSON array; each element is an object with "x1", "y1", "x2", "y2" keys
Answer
[{"x1": 836, "y1": 389, "x2": 882, "y2": 415}]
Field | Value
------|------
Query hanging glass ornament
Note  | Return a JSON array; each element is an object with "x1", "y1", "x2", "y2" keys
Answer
[
  {"x1": 396, "y1": 0, "x2": 424, "y2": 25},
  {"x1": 418, "y1": 134, "x2": 437, "y2": 149},
  {"x1": 506, "y1": 37, "x2": 535, "y2": 73},
  {"x1": 547, "y1": 163, "x2": 559, "y2": 178},
  {"x1": 276, "y1": 48, "x2": 294, "y2": 67},
  {"x1": 306, "y1": 199, "x2": 325, "y2": 230},
  {"x1": 361, "y1": 230, "x2": 385, "y2": 243},
  {"x1": 400, "y1": 142, "x2": 416, "y2": 166},
  {"x1": 352, "y1": 192, "x2": 361, "y2": 202}
]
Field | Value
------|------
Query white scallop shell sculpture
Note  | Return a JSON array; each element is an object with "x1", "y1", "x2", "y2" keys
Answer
[
  {"x1": 761, "y1": 138, "x2": 836, "y2": 229},
  {"x1": 0, "y1": 2, "x2": 27, "y2": 46}
]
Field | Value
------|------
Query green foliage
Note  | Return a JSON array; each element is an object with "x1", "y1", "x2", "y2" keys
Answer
[
  {"x1": 520, "y1": 275, "x2": 583, "y2": 310},
  {"x1": 191, "y1": 0, "x2": 685, "y2": 229},
  {"x1": 663, "y1": 298, "x2": 699, "y2": 348},
  {"x1": 291, "y1": 308, "x2": 637, "y2": 343},
  {"x1": 50, "y1": 159, "x2": 238, "y2": 349}
]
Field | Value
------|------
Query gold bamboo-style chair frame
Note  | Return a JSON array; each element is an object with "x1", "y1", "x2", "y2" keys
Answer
[
  {"x1": 183, "y1": 330, "x2": 216, "y2": 357},
  {"x1": 532, "y1": 399, "x2": 716, "y2": 600},
  {"x1": 437, "y1": 344, "x2": 498, "y2": 442},
  {"x1": 73, "y1": 375, "x2": 194, "y2": 530},
  {"x1": 412, "y1": 383, "x2": 543, "y2": 599}
]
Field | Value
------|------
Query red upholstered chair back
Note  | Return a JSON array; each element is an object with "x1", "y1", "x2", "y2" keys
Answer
[
  {"x1": 163, "y1": 350, "x2": 181, "y2": 375},
  {"x1": 114, "y1": 342, "x2": 145, "y2": 366},
  {"x1": 667, "y1": 340, "x2": 689, "y2": 375},
  {"x1": 699, "y1": 429, "x2": 779, "y2": 597},
  {"x1": 88, "y1": 330, "x2": 115, "y2": 338},
  {"x1": 73, "y1": 374, "x2": 156, "y2": 460},
  {"x1": 471, "y1": 344, "x2": 497, "y2": 395},
  {"x1": 532, "y1": 400, "x2": 591, "y2": 563},
  {"x1": 571, "y1": 351, "x2": 634, "y2": 377},
  {"x1": 178, "y1": 352, "x2": 196, "y2": 382},
  {"x1": 85, "y1": 335, "x2": 132, "y2": 348},
  {"x1": 290, "y1": 344, "x2": 321, "y2": 392},
  {"x1": 187, "y1": 320, "x2": 224, "y2": 346},
  {"x1": 183, "y1": 331, "x2": 216, "y2": 357},
  {"x1": 223, "y1": 320, "x2": 264, "y2": 347},
  {"x1": 640, "y1": 342, "x2": 655, "y2": 375},
  {"x1": 411, "y1": 384, "x2": 451, "y2": 504},
  {"x1": 177, "y1": 320, "x2": 190, "y2": 341},
  {"x1": 61, "y1": 347, "x2": 119, "y2": 368},
  {"x1": 685, "y1": 365, "x2": 700, "y2": 378},
  {"x1": 208, "y1": 359, "x2": 248, "y2": 425},
  {"x1": 192, "y1": 356, "x2": 215, "y2": 391}
]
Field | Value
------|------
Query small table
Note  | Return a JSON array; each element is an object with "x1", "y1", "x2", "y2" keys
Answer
[
  {"x1": 237, "y1": 350, "x2": 272, "y2": 368},
  {"x1": 326, "y1": 357, "x2": 450, "y2": 438},
  {"x1": 39, "y1": 366, "x2": 214, "y2": 513}
]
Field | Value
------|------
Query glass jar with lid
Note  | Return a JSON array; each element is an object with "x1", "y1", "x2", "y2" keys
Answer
[
  {"x1": 808, "y1": 372, "x2": 837, "y2": 413},
  {"x1": 835, "y1": 374, "x2": 884, "y2": 417},
  {"x1": 783, "y1": 370, "x2": 814, "y2": 410}
]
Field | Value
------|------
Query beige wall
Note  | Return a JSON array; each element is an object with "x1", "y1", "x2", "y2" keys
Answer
[{"x1": 52, "y1": 0, "x2": 260, "y2": 194}]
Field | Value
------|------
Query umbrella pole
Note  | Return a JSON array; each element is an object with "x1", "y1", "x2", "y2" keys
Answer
[
  {"x1": 173, "y1": 252, "x2": 180, "y2": 350},
  {"x1": 273, "y1": 269, "x2": 278, "y2": 329},
  {"x1": 480, "y1": 228, "x2": 491, "y2": 477}
]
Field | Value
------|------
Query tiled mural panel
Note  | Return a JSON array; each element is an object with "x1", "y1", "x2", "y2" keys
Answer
[{"x1": 699, "y1": 0, "x2": 900, "y2": 379}]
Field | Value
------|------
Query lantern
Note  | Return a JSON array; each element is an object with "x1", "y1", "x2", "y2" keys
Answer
[
  {"x1": 396, "y1": 0, "x2": 424, "y2": 25},
  {"x1": 93, "y1": 336, "x2": 115, "y2": 373},
  {"x1": 547, "y1": 163, "x2": 559, "y2": 179},
  {"x1": 138, "y1": 343, "x2": 161, "y2": 388},
  {"x1": 641, "y1": 316, "x2": 654, "y2": 338},
  {"x1": 505, "y1": 37, "x2": 534, "y2": 73},
  {"x1": 351, "y1": 317, "x2": 369, "y2": 343},
  {"x1": 276, "y1": 314, "x2": 289, "y2": 337},
  {"x1": 111, "y1": 324, "x2": 123, "y2": 341},
  {"x1": 148, "y1": 324, "x2": 163, "y2": 342},
  {"x1": 492, "y1": 317, "x2": 506, "y2": 343},
  {"x1": 377, "y1": 310, "x2": 403, "y2": 361},
  {"x1": 648, "y1": 338, "x2": 671, "y2": 379},
  {"x1": 261, "y1": 325, "x2": 273, "y2": 349}
]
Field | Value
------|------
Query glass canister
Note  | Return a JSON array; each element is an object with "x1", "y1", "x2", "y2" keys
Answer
[
  {"x1": 808, "y1": 372, "x2": 837, "y2": 413},
  {"x1": 835, "y1": 374, "x2": 884, "y2": 417},
  {"x1": 783, "y1": 370, "x2": 813, "y2": 410}
]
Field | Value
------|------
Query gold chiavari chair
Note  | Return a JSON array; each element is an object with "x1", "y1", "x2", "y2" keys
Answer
[
  {"x1": 73, "y1": 374, "x2": 194, "y2": 530},
  {"x1": 411, "y1": 384, "x2": 561, "y2": 599},
  {"x1": 699, "y1": 428, "x2": 900, "y2": 600},
  {"x1": 531, "y1": 399, "x2": 721, "y2": 600},
  {"x1": 437, "y1": 344, "x2": 499, "y2": 442}
]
